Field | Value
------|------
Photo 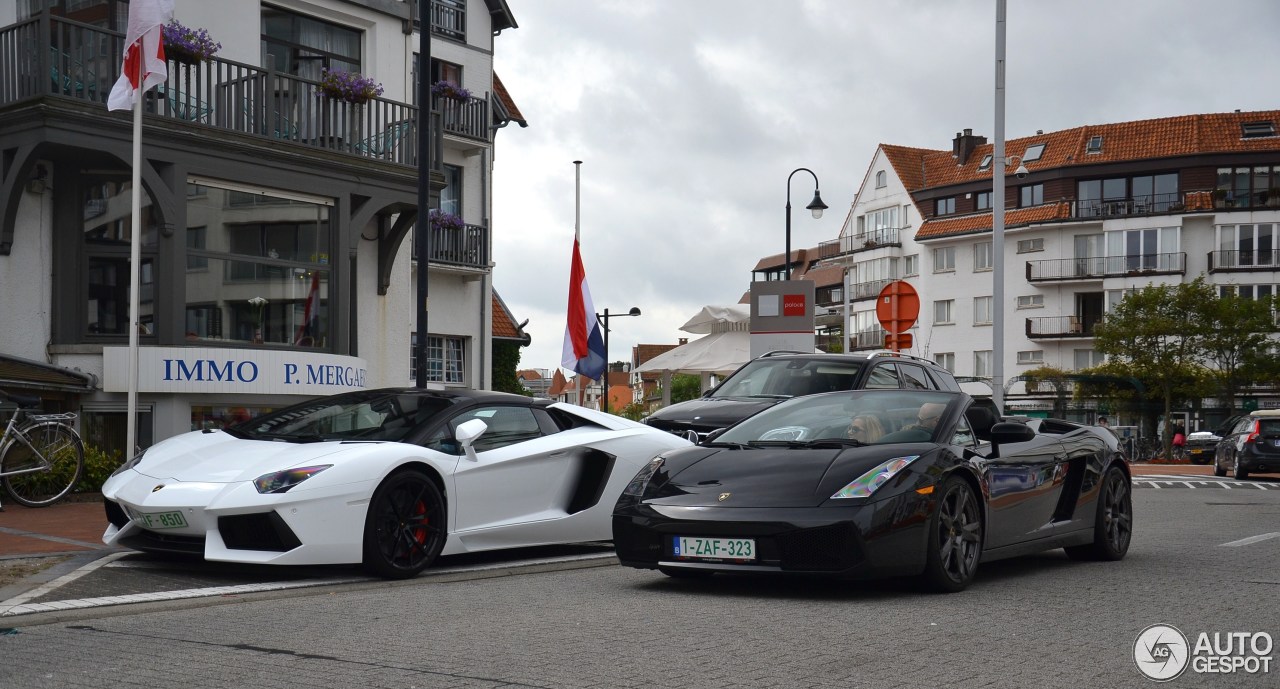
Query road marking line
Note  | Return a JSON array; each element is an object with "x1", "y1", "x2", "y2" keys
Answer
[
  {"x1": 1221, "y1": 532, "x2": 1280, "y2": 547},
  {"x1": 0, "y1": 552, "x2": 129, "y2": 613},
  {"x1": 1182, "y1": 482, "x2": 1196, "y2": 489}
]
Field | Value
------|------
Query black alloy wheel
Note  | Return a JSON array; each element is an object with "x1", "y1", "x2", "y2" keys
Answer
[
  {"x1": 1065, "y1": 466, "x2": 1132, "y2": 561},
  {"x1": 921, "y1": 477, "x2": 983, "y2": 593},
  {"x1": 362, "y1": 469, "x2": 446, "y2": 579}
]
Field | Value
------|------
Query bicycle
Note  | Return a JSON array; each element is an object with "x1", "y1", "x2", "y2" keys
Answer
[{"x1": 0, "y1": 390, "x2": 85, "y2": 509}]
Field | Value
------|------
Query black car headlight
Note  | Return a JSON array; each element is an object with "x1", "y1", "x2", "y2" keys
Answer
[
  {"x1": 253, "y1": 465, "x2": 332, "y2": 494},
  {"x1": 623, "y1": 457, "x2": 665, "y2": 497},
  {"x1": 830, "y1": 455, "x2": 920, "y2": 499},
  {"x1": 109, "y1": 448, "x2": 148, "y2": 478}
]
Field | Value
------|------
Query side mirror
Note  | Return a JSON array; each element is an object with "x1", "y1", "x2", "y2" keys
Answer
[{"x1": 455, "y1": 418, "x2": 488, "y2": 449}]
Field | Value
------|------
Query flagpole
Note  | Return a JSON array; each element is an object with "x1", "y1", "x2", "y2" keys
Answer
[{"x1": 126, "y1": 54, "x2": 143, "y2": 458}]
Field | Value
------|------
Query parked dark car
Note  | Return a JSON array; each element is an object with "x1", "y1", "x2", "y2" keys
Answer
[
  {"x1": 614, "y1": 389, "x2": 1131, "y2": 592},
  {"x1": 644, "y1": 350, "x2": 974, "y2": 441},
  {"x1": 1214, "y1": 410, "x2": 1280, "y2": 479},
  {"x1": 1183, "y1": 431, "x2": 1220, "y2": 465}
]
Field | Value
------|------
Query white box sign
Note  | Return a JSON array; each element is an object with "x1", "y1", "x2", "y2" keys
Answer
[{"x1": 103, "y1": 347, "x2": 369, "y2": 396}]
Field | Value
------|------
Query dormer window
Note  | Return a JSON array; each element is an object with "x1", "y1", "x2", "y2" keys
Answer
[
  {"x1": 1022, "y1": 143, "x2": 1046, "y2": 162},
  {"x1": 1242, "y1": 121, "x2": 1276, "y2": 138},
  {"x1": 978, "y1": 154, "x2": 993, "y2": 171},
  {"x1": 1086, "y1": 136, "x2": 1103, "y2": 154}
]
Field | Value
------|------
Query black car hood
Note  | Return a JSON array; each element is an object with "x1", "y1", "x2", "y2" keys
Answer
[
  {"x1": 650, "y1": 447, "x2": 918, "y2": 508},
  {"x1": 646, "y1": 396, "x2": 781, "y2": 431}
]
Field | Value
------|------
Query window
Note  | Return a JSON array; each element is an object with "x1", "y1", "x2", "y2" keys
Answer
[
  {"x1": 261, "y1": 7, "x2": 362, "y2": 80},
  {"x1": 974, "y1": 241, "x2": 993, "y2": 271},
  {"x1": 440, "y1": 164, "x2": 462, "y2": 216},
  {"x1": 184, "y1": 180, "x2": 333, "y2": 348},
  {"x1": 1017, "y1": 350, "x2": 1044, "y2": 365},
  {"x1": 410, "y1": 333, "x2": 465, "y2": 383},
  {"x1": 1105, "y1": 227, "x2": 1180, "y2": 272},
  {"x1": 82, "y1": 176, "x2": 159, "y2": 340},
  {"x1": 903, "y1": 254, "x2": 919, "y2": 276},
  {"x1": 899, "y1": 365, "x2": 933, "y2": 390},
  {"x1": 1016, "y1": 294, "x2": 1044, "y2": 309},
  {"x1": 933, "y1": 247, "x2": 955, "y2": 272},
  {"x1": 1017, "y1": 237, "x2": 1044, "y2": 253},
  {"x1": 973, "y1": 296, "x2": 992, "y2": 325},
  {"x1": 974, "y1": 350, "x2": 992, "y2": 377},
  {"x1": 1019, "y1": 183, "x2": 1043, "y2": 207},
  {"x1": 978, "y1": 154, "x2": 993, "y2": 171},
  {"x1": 865, "y1": 365, "x2": 900, "y2": 389},
  {"x1": 82, "y1": 405, "x2": 155, "y2": 458},
  {"x1": 976, "y1": 191, "x2": 992, "y2": 210},
  {"x1": 1242, "y1": 121, "x2": 1276, "y2": 138},
  {"x1": 875, "y1": 170, "x2": 886, "y2": 188},
  {"x1": 1021, "y1": 143, "x2": 1045, "y2": 162},
  {"x1": 1086, "y1": 136, "x2": 1103, "y2": 154},
  {"x1": 444, "y1": 406, "x2": 542, "y2": 453},
  {"x1": 1074, "y1": 349, "x2": 1105, "y2": 370},
  {"x1": 1217, "y1": 166, "x2": 1280, "y2": 208},
  {"x1": 934, "y1": 352, "x2": 955, "y2": 373},
  {"x1": 411, "y1": 56, "x2": 463, "y2": 107},
  {"x1": 1217, "y1": 224, "x2": 1276, "y2": 268},
  {"x1": 935, "y1": 197, "x2": 956, "y2": 215},
  {"x1": 934, "y1": 299, "x2": 954, "y2": 325},
  {"x1": 865, "y1": 206, "x2": 899, "y2": 243}
]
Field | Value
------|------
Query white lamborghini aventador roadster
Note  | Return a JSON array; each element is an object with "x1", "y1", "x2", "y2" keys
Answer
[{"x1": 102, "y1": 388, "x2": 689, "y2": 578}]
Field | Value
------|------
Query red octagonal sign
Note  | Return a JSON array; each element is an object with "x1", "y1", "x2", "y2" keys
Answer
[{"x1": 876, "y1": 281, "x2": 920, "y2": 335}]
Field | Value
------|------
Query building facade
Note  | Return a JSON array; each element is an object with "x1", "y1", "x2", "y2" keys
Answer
[
  {"x1": 787, "y1": 111, "x2": 1280, "y2": 430},
  {"x1": 0, "y1": 0, "x2": 524, "y2": 454}
]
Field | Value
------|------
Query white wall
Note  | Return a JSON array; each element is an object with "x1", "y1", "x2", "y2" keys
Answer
[{"x1": 0, "y1": 182, "x2": 54, "y2": 363}]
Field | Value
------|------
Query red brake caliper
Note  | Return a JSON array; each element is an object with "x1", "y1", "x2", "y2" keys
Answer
[{"x1": 412, "y1": 500, "x2": 428, "y2": 546}]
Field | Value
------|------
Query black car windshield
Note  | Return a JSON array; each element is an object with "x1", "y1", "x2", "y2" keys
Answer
[
  {"x1": 711, "y1": 359, "x2": 865, "y2": 398},
  {"x1": 716, "y1": 389, "x2": 960, "y2": 446},
  {"x1": 234, "y1": 391, "x2": 453, "y2": 442}
]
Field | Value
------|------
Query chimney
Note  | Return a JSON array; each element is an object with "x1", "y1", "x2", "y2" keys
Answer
[
  {"x1": 678, "y1": 338, "x2": 688, "y2": 345},
  {"x1": 952, "y1": 128, "x2": 987, "y2": 165}
]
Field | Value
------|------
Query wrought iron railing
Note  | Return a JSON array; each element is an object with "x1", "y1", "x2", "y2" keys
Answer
[
  {"x1": 818, "y1": 228, "x2": 902, "y2": 259},
  {"x1": 414, "y1": 222, "x2": 488, "y2": 269},
  {"x1": 0, "y1": 15, "x2": 491, "y2": 167},
  {"x1": 850, "y1": 327, "x2": 889, "y2": 351},
  {"x1": 1026, "y1": 315, "x2": 1096, "y2": 338},
  {"x1": 1208, "y1": 249, "x2": 1280, "y2": 272},
  {"x1": 1026, "y1": 252, "x2": 1185, "y2": 281},
  {"x1": 849, "y1": 278, "x2": 896, "y2": 301}
]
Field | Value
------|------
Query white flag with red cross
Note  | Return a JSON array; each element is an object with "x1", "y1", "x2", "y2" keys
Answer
[{"x1": 106, "y1": 0, "x2": 174, "y2": 112}]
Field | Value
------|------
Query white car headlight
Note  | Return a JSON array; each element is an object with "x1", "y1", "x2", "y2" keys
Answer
[
  {"x1": 253, "y1": 465, "x2": 332, "y2": 494},
  {"x1": 831, "y1": 455, "x2": 920, "y2": 499}
]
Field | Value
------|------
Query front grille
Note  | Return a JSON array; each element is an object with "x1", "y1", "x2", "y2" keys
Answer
[
  {"x1": 218, "y1": 512, "x2": 302, "y2": 552},
  {"x1": 119, "y1": 530, "x2": 205, "y2": 555},
  {"x1": 777, "y1": 523, "x2": 861, "y2": 572}
]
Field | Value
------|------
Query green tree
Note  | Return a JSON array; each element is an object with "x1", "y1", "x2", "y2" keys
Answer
[
  {"x1": 1093, "y1": 281, "x2": 1202, "y2": 459},
  {"x1": 618, "y1": 402, "x2": 647, "y2": 421},
  {"x1": 671, "y1": 373, "x2": 702, "y2": 404},
  {"x1": 490, "y1": 341, "x2": 531, "y2": 395},
  {"x1": 1191, "y1": 282, "x2": 1279, "y2": 415}
]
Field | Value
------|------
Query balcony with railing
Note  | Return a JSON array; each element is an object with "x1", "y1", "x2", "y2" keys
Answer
[
  {"x1": 1026, "y1": 315, "x2": 1097, "y2": 339},
  {"x1": 849, "y1": 327, "x2": 889, "y2": 351},
  {"x1": 818, "y1": 228, "x2": 902, "y2": 260},
  {"x1": 413, "y1": 223, "x2": 489, "y2": 270},
  {"x1": 1026, "y1": 252, "x2": 1185, "y2": 282},
  {"x1": 0, "y1": 15, "x2": 491, "y2": 168},
  {"x1": 848, "y1": 278, "x2": 896, "y2": 302},
  {"x1": 1208, "y1": 249, "x2": 1280, "y2": 273}
]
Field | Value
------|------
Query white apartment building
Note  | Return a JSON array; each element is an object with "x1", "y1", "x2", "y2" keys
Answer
[
  {"x1": 794, "y1": 111, "x2": 1280, "y2": 428},
  {"x1": 0, "y1": 0, "x2": 525, "y2": 455}
]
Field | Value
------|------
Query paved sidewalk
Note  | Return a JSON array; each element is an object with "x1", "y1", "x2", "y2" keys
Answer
[{"x1": 0, "y1": 498, "x2": 108, "y2": 559}]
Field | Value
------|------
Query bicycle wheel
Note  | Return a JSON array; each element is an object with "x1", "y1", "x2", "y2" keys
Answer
[{"x1": 1, "y1": 421, "x2": 84, "y2": 507}]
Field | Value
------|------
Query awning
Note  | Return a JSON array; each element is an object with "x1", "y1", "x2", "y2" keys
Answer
[
  {"x1": 634, "y1": 330, "x2": 751, "y2": 376},
  {"x1": 0, "y1": 353, "x2": 98, "y2": 393}
]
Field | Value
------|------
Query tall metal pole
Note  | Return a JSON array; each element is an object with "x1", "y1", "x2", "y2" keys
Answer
[
  {"x1": 599, "y1": 309, "x2": 610, "y2": 415},
  {"x1": 415, "y1": 0, "x2": 432, "y2": 386},
  {"x1": 126, "y1": 54, "x2": 143, "y2": 456},
  {"x1": 992, "y1": 0, "x2": 1007, "y2": 411}
]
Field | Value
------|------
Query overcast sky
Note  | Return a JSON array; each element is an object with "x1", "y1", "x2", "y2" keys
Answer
[{"x1": 490, "y1": 0, "x2": 1280, "y2": 377}]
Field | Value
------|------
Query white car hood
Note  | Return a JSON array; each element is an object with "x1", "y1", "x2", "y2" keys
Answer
[{"x1": 134, "y1": 430, "x2": 363, "y2": 483}]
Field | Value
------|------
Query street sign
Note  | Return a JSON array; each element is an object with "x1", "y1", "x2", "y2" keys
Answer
[
  {"x1": 876, "y1": 281, "x2": 919, "y2": 335},
  {"x1": 884, "y1": 332, "x2": 913, "y2": 350}
]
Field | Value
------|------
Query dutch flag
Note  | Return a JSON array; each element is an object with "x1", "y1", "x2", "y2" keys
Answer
[{"x1": 561, "y1": 237, "x2": 606, "y2": 381}]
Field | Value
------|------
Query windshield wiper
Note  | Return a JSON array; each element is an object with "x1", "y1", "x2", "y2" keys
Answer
[
  {"x1": 219, "y1": 426, "x2": 253, "y2": 440},
  {"x1": 747, "y1": 438, "x2": 865, "y2": 449},
  {"x1": 261, "y1": 432, "x2": 331, "y2": 443},
  {"x1": 704, "y1": 441, "x2": 752, "y2": 449},
  {"x1": 744, "y1": 394, "x2": 790, "y2": 399}
]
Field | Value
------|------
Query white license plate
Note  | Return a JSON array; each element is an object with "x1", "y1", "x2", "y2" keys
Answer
[
  {"x1": 673, "y1": 536, "x2": 755, "y2": 561},
  {"x1": 137, "y1": 511, "x2": 188, "y2": 529}
]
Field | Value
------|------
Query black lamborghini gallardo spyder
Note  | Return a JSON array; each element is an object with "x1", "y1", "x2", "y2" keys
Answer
[{"x1": 613, "y1": 389, "x2": 1131, "y2": 592}]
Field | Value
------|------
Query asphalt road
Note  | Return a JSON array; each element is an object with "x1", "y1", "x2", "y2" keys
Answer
[{"x1": 1, "y1": 481, "x2": 1277, "y2": 688}]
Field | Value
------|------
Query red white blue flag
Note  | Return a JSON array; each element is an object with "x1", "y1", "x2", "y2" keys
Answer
[
  {"x1": 294, "y1": 271, "x2": 322, "y2": 346},
  {"x1": 106, "y1": 0, "x2": 173, "y2": 112},
  {"x1": 561, "y1": 237, "x2": 605, "y2": 380}
]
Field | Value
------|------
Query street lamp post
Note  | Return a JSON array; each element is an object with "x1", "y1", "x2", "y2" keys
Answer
[
  {"x1": 596, "y1": 306, "x2": 641, "y2": 415},
  {"x1": 785, "y1": 168, "x2": 828, "y2": 280}
]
